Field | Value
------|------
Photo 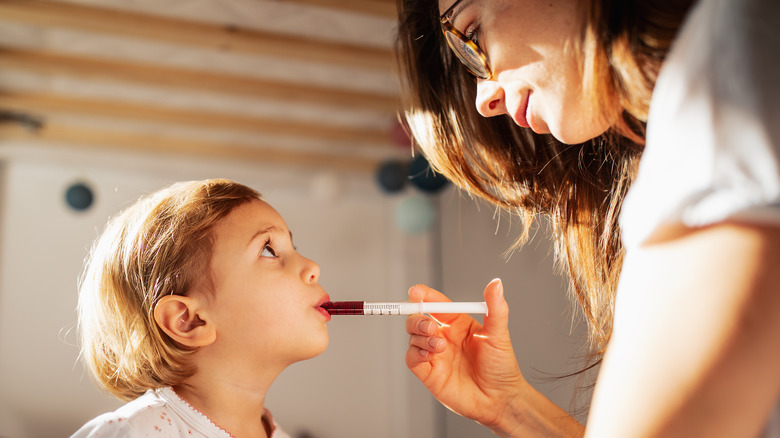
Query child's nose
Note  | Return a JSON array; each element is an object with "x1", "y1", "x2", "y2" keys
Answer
[{"x1": 301, "y1": 257, "x2": 320, "y2": 284}]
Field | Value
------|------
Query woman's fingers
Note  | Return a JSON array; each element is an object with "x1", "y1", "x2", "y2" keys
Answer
[
  {"x1": 406, "y1": 345, "x2": 432, "y2": 367},
  {"x1": 406, "y1": 313, "x2": 437, "y2": 336},
  {"x1": 406, "y1": 312, "x2": 446, "y2": 368},
  {"x1": 406, "y1": 336, "x2": 445, "y2": 369},
  {"x1": 408, "y1": 283, "x2": 451, "y2": 303},
  {"x1": 409, "y1": 334, "x2": 446, "y2": 352},
  {"x1": 407, "y1": 315, "x2": 446, "y2": 360},
  {"x1": 408, "y1": 283, "x2": 462, "y2": 325},
  {"x1": 481, "y1": 278, "x2": 509, "y2": 337}
]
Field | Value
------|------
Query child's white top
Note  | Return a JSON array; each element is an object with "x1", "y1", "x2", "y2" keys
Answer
[
  {"x1": 618, "y1": 0, "x2": 780, "y2": 435},
  {"x1": 71, "y1": 387, "x2": 292, "y2": 438}
]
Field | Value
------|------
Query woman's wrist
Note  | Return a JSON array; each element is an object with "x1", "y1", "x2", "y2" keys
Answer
[
  {"x1": 487, "y1": 391, "x2": 527, "y2": 438},
  {"x1": 488, "y1": 381, "x2": 585, "y2": 438}
]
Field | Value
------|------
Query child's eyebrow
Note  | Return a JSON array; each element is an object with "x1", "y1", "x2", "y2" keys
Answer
[{"x1": 248, "y1": 226, "x2": 294, "y2": 246}]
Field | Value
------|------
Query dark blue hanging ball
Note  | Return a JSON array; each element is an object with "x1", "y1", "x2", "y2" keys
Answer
[
  {"x1": 65, "y1": 182, "x2": 94, "y2": 211},
  {"x1": 376, "y1": 160, "x2": 408, "y2": 193},
  {"x1": 408, "y1": 155, "x2": 449, "y2": 193}
]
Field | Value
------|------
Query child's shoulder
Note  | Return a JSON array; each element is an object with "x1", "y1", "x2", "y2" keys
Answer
[
  {"x1": 71, "y1": 387, "x2": 229, "y2": 438},
  {"x1": 70, "y1": 389, "x2": 165, "y2": 437}
]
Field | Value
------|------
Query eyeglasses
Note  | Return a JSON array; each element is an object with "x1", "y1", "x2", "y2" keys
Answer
[{"x1": 440, "y1": 0, "x2": 492, "y2": 80}]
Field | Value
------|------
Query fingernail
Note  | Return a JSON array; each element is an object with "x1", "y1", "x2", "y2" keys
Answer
[
  {"x1": 418, "y1": 320, "x2": 433, "y2": 334},
  {"x1": 429, "y1": 337, "x2": 443, "y2": 349},
  {"x1": 419, "y1": 348, "x2": 429, "y2": 357},
  {"x1": 492, "y1": 277, "x2": 504, "y2": 298}
]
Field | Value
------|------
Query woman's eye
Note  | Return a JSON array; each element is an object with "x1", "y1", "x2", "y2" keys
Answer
[
  {"x1": 260, "y1": 245, "x2": 277, "y2": 258},
  {"x1": 466, "y1": 26, "x2": 480, "y2": 45}
]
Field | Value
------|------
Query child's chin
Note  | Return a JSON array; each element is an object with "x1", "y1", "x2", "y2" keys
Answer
[
  {"x1": 312, "y1": 338, "x2": 329, "y2": 357},
  {"x1": 298, "y1": 336, "x2": 329, "y2": 361}
]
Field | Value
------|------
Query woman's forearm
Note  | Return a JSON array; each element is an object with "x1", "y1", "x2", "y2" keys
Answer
[{"x1": 489, "y1": 381, "x2": 585, "y2": 438}]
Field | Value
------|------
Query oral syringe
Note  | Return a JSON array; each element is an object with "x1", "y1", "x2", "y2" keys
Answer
[{"x1": 321, "y1": 301, "x2": 488, "y2": 316}]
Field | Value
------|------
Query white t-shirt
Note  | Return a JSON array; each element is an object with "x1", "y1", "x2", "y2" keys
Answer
[
  {"x1": 620, "y1": 0, "x2": 780, "y2": 247},
  {"x1": 618, "y1": 0, "x2": 780, "y2": 435},
  {"x1": 71, "y1": 387, "x2": 292, "y2": 438}
]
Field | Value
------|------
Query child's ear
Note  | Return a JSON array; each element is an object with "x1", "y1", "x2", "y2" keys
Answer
[{"x1": 154, "y1": 295, "x2": 216, "y2": 348}]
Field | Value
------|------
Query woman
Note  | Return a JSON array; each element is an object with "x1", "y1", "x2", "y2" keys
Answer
[{"x1": 396, "y1": 0, "x2": 780, "y2": 436}]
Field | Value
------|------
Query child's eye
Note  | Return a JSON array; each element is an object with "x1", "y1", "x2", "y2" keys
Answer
[{"x1": 260, "y1": 244, "x2": 277, "y2": 258}]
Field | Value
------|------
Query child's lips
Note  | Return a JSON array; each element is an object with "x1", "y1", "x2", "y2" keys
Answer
[
  {"x1": 315, "y1": 294, "x2": 332, "y2": 322},
  {"x1": 315, "y1": 293, "x2": 331, "y2": 308},
  {"x1": 316, "y1": 306, "x2": 332, "y2": 321}
]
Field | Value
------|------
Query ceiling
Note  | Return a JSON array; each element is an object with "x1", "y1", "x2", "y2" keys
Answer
[{"x1": 0, "y1": 0, "x2": 407, "y2": 173}]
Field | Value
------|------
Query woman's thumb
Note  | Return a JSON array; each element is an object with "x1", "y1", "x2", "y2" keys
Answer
[{"x1": 481, "y1": 278, "x2": 510, "y2": 338}]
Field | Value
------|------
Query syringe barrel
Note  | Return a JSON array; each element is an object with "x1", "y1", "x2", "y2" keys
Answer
[{"x1": 401, "y1": 302, "x2": 488, "y2": 314}]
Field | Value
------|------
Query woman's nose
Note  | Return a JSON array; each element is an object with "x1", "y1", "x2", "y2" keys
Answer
[
  {"x1": 475, "y1": 79, "x2": 507, "y2": 118},
  {"x1": 301, "y1": 256, "x2": 320, "y2": 284}
]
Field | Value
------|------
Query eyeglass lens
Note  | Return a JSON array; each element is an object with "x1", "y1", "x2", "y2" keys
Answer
[{"x1": 443, "y1": 30, "x2": 490, "y2": 79}]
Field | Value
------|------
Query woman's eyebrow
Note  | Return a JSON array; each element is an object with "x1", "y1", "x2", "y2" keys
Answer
[{"x1": 447, "y1": 0, "x2": 475, "y2": 20}]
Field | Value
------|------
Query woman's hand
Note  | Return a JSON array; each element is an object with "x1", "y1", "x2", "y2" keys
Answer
[
  {"x1": 405, "y1": 279, "x2": 526, "y2": 432},
  {"x1": 406, "y1": 279, "x2": 584, "y2": 437}
]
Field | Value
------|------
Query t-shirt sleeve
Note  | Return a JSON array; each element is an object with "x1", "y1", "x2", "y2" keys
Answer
[{"x1": 619, "y1": 0, "x2": 780, "y2": 248}]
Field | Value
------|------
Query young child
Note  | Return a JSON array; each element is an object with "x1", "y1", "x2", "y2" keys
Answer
[{"x1": 72, "y1": 178, "x2": 331, "y2": 438}]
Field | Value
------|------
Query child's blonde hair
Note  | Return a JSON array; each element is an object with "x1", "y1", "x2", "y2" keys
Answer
[{"x1": 78, "y1": 179, "x2": 262, "y2": 400}]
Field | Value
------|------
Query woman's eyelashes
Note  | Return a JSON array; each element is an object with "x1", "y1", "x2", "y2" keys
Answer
[
  {"x1": 466, "y1": 25, "x2": 481, "y2": 46},
  {"x1": 457, "y1": 7, "x2": 482, "y2": 48}
]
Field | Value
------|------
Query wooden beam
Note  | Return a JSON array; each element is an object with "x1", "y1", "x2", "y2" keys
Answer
[
  {"x1": 0, "y1": 47, "x2": 399, "y2": 113},
  {"x1": 0, "y1": 91, "x2": 393, "y2": 146},
  {"x1": 0, "y1": 120, "x2": 381, "y2": 172},
  {"x1": 277, "y1": 0, "x2": 396, "y2": 18},
  {"x1": 0, "y1": 0, "x2": 394, "y2": 70}
]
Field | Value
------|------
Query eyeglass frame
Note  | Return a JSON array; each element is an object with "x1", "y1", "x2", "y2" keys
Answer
[{"x1": 439, "y1": 0, "x2": 493, "y2": 80}]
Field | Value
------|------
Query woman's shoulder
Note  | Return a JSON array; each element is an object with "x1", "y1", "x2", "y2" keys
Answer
[
  {"x1": 653, "y1": 0, "x2": 779, "y2": 115},
  {"x1": 650, "y1": 0, "x2": 780, "y2": 134},
  {"x1": 621, "y1": 0, "x2": 780, "y2": 248}
]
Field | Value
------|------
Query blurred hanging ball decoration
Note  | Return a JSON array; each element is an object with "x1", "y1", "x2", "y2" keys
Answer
[
  {"x1": 376, "y1": 159, "x2": 408, "y2": 193},
  {"x1": 394, "y1": 195, "x2": 435, "y2": 234},
  {"x1": 408, "y1": 154, "x2": 449, "y2": 193},
  {"x1": 65, "y1": 181, "x2": 94, "y2": 212}
]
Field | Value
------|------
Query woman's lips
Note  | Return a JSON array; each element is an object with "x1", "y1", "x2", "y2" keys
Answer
[{"x1": 512, "y1": 91, "x2": 531, "y2": 129}]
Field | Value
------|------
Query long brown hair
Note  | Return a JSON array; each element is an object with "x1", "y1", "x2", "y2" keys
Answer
[
  {"x1": 78, "y1": 179, "x2": 261, "y2": 400},
  {"x1": 395, "y1": 0, "x2": 693, "y2": 361}
]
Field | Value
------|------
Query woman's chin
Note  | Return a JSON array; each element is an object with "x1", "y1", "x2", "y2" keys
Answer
[{"x1": 551, "y1": 121, "x2": 610, "y2": 145}]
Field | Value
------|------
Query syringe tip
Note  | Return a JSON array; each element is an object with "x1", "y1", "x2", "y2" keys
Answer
[{"x1": 320, "y1": 301, "x2": 364, "y2": 315}]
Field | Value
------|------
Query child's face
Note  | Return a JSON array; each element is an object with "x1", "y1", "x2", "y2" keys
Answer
[{"x1": 205, "y1": 199, "x2": 330, "y2": 368}]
